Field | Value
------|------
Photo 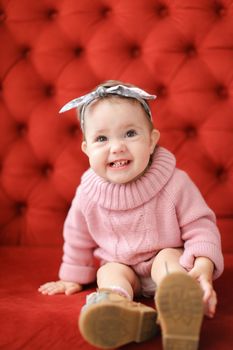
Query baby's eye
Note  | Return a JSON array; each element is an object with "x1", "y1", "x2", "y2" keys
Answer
[
  {"x1": 125, "y1": 129, "x2": 137, "y2": 138},
  {"x1": 96, "y1": 135, "x2": 107, "y2": 142}
]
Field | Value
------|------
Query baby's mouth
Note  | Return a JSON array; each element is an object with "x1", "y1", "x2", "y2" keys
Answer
[{"x1": 109, "y1": 160, "x2": 130, "y2": 168}]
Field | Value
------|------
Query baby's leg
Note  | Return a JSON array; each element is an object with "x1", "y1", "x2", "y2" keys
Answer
[
  {"x1": 151, "y1": 247, "x2": 186, "y2": 285},
  {"x1": 97, "y1": 262, "x2": 141, "y2": 299},
  {"x1": 79, "y1": 262, "x2": 157, "y2": 348}
]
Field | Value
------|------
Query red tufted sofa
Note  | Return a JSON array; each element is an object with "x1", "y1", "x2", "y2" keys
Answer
[{"x1": 0, "y1": 1, "x2": 233, "y2": 349}]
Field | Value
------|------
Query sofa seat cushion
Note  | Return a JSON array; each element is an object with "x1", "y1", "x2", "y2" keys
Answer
[{"x1": 0, "y1": 247, "x2": 233, "y2": 350}]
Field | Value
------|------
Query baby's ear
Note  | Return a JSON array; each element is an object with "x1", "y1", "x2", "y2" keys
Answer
[
  {"x1": 150, "y1": 129, "x2": 160, "y2": 154},
  {"x1": 81, "y1": 141, "x2": 88, "y2": 155}
]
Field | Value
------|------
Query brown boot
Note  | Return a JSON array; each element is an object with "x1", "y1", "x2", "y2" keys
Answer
[
  {"x1": 79, "y1": 289, "x2": 158, "y2": 349},
  {"x1": 155, "y1": 273, "x2": 204, "y2": 350}
]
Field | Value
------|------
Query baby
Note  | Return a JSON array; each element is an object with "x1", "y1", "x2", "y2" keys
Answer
[{"x1": 39, "y1": 80, "x2": 224, "y2": 350}]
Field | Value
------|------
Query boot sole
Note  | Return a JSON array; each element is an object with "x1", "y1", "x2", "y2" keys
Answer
[
  {"x1": 156, "y1": 273, "x2": 204, "y2": 350},
  {"x1": 79, "y1": 299, "x2": 158, "y2": 349}
]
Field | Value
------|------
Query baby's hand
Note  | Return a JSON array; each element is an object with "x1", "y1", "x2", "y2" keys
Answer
[
  {"x1": 198, "y1": 275, "x2": 217, "y2": 318},
  {"x1": 38, "y1": 280, "x2": 82, "y2": 295},
  {"x1": 188, "y1": 257, "x2": 216, "y2": 318}
]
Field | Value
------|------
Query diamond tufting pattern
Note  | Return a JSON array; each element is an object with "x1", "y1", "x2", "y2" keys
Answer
[{"x1": 0, "y1": 0, "x2": 232, "y2": 250}]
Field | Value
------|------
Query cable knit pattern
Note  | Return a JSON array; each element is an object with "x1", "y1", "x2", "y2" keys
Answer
[{"x1": 59, "y1": 147, "x2": 224, "y2": 284}]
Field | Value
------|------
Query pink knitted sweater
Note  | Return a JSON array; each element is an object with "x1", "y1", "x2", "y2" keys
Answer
[{"x1": 59, "y1": 147, "x2": 224, "y2": 284}]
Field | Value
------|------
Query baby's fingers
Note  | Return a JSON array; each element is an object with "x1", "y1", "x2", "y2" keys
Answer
[
  {"x1": 198, "y1": 277, "x2": 217, "y2": 318},
  {"x1": 38, "y1": 282, "x2": 53, "y2": 294},
  {"x1": 205, "y1": 290, "x2": 217, "y2": 318},
  {"x1": 38, "y1": 282, "x2": 65, "y2": 295}
]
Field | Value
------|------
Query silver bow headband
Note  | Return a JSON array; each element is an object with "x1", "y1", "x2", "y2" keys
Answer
[{"x1": 59, "y1": 84, "x2": 156, "y2": 130}]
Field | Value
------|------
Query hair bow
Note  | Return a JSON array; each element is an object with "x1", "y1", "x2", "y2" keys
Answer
[{"x1": 59, "y1": 84, "x2": 156, "y2": 130}]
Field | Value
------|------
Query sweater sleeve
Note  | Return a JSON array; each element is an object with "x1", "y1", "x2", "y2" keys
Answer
[
  {"x1": 59, "y1": 188, "x2": 98, "y2": 285},
  {"x1": 171, "y1": 170, "x2": 224, "y2": 279}
]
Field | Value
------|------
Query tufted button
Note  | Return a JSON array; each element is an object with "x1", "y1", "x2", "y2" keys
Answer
[
  {"x1": 130, "y1": 45, "x2": 141, "y2": 58},
  {"x1": 68, "y1": 124, "x2": 79, "y2": 137},
  {"x1": 156, "y1": 84, "x2": 167, "y2": 97},
  {"x1": 0, "y1": 9, "x2": 6, "y2": 22},
  {"x1": 214, "y1": 3, "x2": 226, "y2": 17},
  {"x1": 184, "y1": 43, "x2": 196, "y2": 57},
  {"x1": 44, "y1": 85, "x2": 55, "y2": 97},
  {"x1": 47, "y1": 9, "x2": 58, "y2": 20},
  {"x1": 185, "y1": 125, "x2": 197, "y2": 138},
  {"x1": 101, "y1": 6, "x2": 111, "y2": 18},
  {"x1": 74, "y1": 46, "x2": 84, "y2": 57},
  {"x1": 21, "y1": 47, "x2": 31, "y2": 59},
  {"x1": 16, "y1": 123, "x2": 27, "y2": 137},
  {"x1": 15, "y1": 202, "x2": 27, "y2": 216},
  {"x1": 156, "y1": 3, "x2": 169, "y2": 18},
  {"x1": 216, "y1": 166, "x2": 227, "y2": 182},
  {"x1": 41, "y1": 164, "x2": 53, "y2": 177},
  {"x1": 216, "y1": 85, "x2": 228, "y2": 99}
]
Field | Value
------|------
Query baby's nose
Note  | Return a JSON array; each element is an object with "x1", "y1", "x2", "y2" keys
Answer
[{"x1": 110, "y1": 139, "x2": 126, "y2": 153}]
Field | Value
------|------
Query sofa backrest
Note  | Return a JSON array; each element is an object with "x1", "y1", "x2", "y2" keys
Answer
[{"x1": 0, "y1": 1, "x2": 232, "y2": 253}]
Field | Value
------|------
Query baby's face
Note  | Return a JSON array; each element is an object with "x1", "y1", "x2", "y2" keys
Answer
[{"x1": 81, "y1": 98, "x2": 160, "y2": 184}]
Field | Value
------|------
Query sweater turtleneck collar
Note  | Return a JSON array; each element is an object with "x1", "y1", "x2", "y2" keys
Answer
[{"x1": 80, "y1": 147, "x2": 176, "y2": 210}]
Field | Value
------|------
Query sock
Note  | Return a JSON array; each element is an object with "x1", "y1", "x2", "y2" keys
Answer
[{"x1": 108, "y1": 286, "x2": 132, "y2": 300}]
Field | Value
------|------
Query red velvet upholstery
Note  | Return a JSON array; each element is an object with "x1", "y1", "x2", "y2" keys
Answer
[{"x1": 0, "y1": 1, "x2": 233, "y2": 349}]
